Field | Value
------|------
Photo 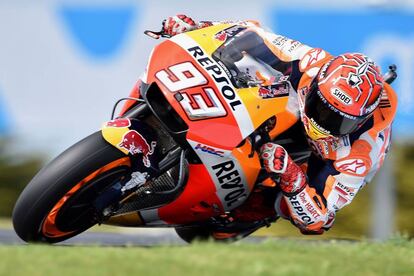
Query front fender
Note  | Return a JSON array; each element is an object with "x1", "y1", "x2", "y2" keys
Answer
[{"x1": 101, "y1": 118, "x2": 159, "y2": 169}]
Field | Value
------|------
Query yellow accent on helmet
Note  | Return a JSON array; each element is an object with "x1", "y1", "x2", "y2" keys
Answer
[{"x1": 306, "y1": 118, "x2": 332, "y2": 141}]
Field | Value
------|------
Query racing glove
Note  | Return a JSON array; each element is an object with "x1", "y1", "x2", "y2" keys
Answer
[
  {"x1": 260, "y1": 143, "x2": 307, "y2": 196},
  {"x1": 162, "y1": 15, "x2": 198, "y2": 36}
]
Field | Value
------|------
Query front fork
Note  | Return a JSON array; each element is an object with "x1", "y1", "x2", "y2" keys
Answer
[{"x1": 95, "y1": 109, "x2": 188, "y2": 221}]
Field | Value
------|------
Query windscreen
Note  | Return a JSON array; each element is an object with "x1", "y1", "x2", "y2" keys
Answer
[{"x1": 212, "y1": 29, "x2": 288, "y2": 89}]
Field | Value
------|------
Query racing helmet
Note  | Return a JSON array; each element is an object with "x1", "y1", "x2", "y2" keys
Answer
[{"x1": 302, "y1": 53, "x2": 384, "y2": 140}]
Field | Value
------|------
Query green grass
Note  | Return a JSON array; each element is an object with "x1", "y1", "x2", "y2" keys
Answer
[{"x1": 1, "y1": 238, "x2": 413, "y2": 276}]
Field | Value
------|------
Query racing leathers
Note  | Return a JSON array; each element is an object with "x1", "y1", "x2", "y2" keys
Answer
[{"x1": 152, "y1": 16, "x2": 398, "y2": 234}]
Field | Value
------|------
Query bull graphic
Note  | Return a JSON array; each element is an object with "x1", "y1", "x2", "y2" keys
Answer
[{"x1": 118, "y1": 130, "x2": 156, "y2": 167}]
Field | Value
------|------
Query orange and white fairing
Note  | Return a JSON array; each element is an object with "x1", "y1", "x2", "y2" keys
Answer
[{"x1": 133, "y1": 24, "x2": 299, "y2": 225}]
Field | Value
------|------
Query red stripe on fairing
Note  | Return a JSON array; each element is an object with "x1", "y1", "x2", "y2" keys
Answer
[{"x1": 158, "y1": 164, "x2": 224, "y2": 224}]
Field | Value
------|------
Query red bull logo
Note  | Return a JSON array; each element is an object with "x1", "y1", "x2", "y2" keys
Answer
[
  {"x1": 258, "y1": 83, "x2": 289, "y2": 99},
  {"x1": 214, "y1": 26, "x2": 246, "y2": 42},
  {"x1": 214, "y1": 31, "x2": 227, "y2": 42},
  {"x1": 118, "y1": 130, "x2": 156, "y2": 167},
  {"x1": 106, "y1": 118, "x2": 131, "y2": 128}
]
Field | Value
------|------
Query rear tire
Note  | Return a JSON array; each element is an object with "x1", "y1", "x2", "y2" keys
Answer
[
  {"x1": 174, "y1": 226, "x2": 212, "y2": 243},
  {"x1": 12, "y1": 132, "x2": 129, "y2": 243}
]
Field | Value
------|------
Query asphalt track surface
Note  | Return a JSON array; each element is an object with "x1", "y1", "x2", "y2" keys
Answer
[
  {"x1": 1, "y1": 227, "x2": 362, "y2": 247},
  {"x1": 0, "y1": 228, "x2": 186, "y2": 246},
  {"x1": 0, "y1": 228, "x2": 269, "y2": 246}
]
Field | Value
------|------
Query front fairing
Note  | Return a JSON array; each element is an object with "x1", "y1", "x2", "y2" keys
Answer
[
  {"x1": 145, "y1": 23, "x2": 296, "y2": 150},
  {"x1": 127, "y1": 24, "x2": 303, "y2": 221}
]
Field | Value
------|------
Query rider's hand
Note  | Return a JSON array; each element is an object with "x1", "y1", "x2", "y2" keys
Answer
[
  {"x1": 162, "y1": 15, "x2": 197, "y2": 36},
  {"x1": 260, "y1": 143, "x2": 288, "y2": 174},
  {"x1": 260, "y1": 143, "x2": 306, "y2": 196}
]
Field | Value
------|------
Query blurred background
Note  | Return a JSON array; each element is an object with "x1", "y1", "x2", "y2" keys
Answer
[{"x1": 0, "y1": 0, "x2": 413, "y2": 240}]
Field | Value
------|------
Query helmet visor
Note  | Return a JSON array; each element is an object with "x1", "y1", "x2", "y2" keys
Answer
[{"x1": 304, "y1": 81, "x2": 370, "y2": 136}]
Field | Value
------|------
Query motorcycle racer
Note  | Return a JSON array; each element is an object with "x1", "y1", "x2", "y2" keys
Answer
[{"x1": 159, "y1": 15, "x2": 397, "y2": 235}]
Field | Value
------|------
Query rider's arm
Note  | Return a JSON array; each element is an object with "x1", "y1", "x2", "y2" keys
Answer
[
  {"x1": 304, "y1": 128, "x2": 392, "y2": 233},
  {"x1": 263, "y1": 124, "x2": 392, "y2": 234},
  {"x1": 252, "y1": 27, "x2": 334, "y2": 76}
]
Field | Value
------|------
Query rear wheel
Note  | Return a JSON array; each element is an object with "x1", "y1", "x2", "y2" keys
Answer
[
  {"x1": 12, "y1": 132, "x2": 131, "y2": 243},
  {"x1": 174, "y1": 226, "x2": 212, "y2": 243},
  {"x1": 174, "y1": 226, "x2": 247, "y2": 243}
]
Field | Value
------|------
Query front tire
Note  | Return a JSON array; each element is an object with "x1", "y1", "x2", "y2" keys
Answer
[{"x1": 12, "y1": 132, "x2": 130, "y2": 243}]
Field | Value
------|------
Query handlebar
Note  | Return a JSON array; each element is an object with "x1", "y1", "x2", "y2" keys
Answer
[
  {"x1": 384, "y1": 64, "x2": 398, "y2": 85},
  {"x1": 144, "y1": 30, "x2": 172, "y2": 40}
]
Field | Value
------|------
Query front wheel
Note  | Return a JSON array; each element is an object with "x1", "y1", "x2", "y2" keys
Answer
[{"x1": 12, "y1": 132, "x2": 131, "y2": 243}]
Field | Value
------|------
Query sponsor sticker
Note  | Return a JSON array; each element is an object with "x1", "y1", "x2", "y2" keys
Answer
[
  {"x1": 213, "y1": 26, "x2": 246, "y2": 42},
  {"x1": 272, "y1": 35, "x2": 288, "y2": 47},
  {"x1": 187, "y1": 139, "x2": 249, "y2": 210},
  {"x1": 169, "y1": 34, "x2": 255, "y2": 137},
  {"x1": 288, "y1": 192, "x2": 316, "y2": 225},
  {"x1": 211, "y1": 160, "x2": 248, "y2": 208},
  {"x1": 335, "y1": 182, "x2": 356, "y2": 197},
  {"x1": 194, "y1": 143, "x2": 225, "y2": 157},
  {"x1": 331, "y1": 87, "x2": 352, "y2": 105},
  {"x1": 334, "y1": 158, "x2": 368, "y2": 176},
  {"x1": 118, "y1": 130, "x2": 156, "y2": 167},
  {"x1": 214, "y1": 31, "x2": 227, "y2": 42},
  {"x1": 299, "y1": 48, "x2": 326, "y2": 71},
  {"x1": 258, "y1": 82, "x2": 290, "y2": 99}
]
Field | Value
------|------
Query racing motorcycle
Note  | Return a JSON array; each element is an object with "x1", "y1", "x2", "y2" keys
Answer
[{"x1": 12, "y1": 23, "x2": 398, "y2": 243}]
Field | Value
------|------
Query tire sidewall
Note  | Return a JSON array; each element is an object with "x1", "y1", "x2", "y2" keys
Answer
[{"x1": 12, "y1": 132, "x2": 127, "y2": 243}]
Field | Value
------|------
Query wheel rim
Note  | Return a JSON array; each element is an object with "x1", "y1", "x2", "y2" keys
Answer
[
  {"x1": 41, "y1": 157, "x2": 130, "y2": 239},
  {"x1": 55, "y1": 167, "x2": 128, "y2": 232}
]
